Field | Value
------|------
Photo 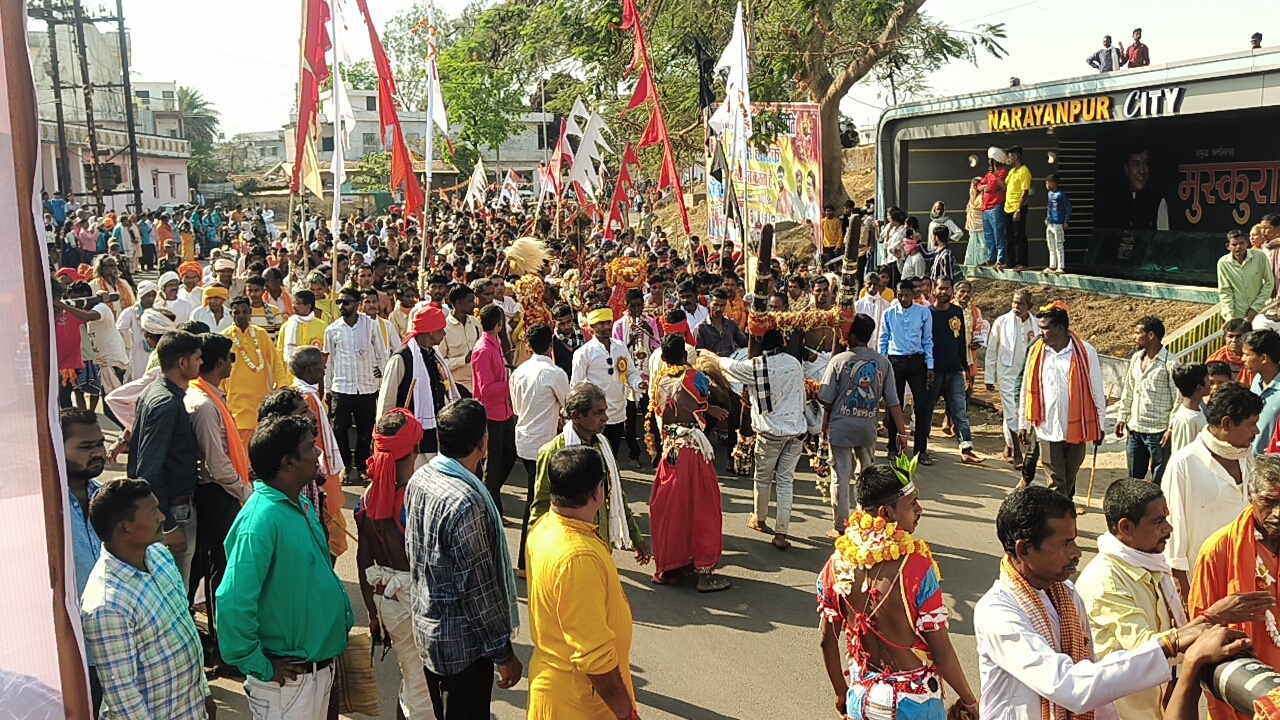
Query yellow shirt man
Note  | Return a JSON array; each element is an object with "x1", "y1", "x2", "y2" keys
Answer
[
  {"x1": 222, "y1": 323, "x2": 290, "y2": 447},
  {"x1": 277, "y1": 314, "x2": 327, "y2": 362},
  {"x1": 1004, "y1": 164, "x2": 1032, "y2": 215},
  {"x1": 820, "y1": 216, "x2": 843, "y2": 250},
  {"x1": 1075, "y1": 550, "x2": 1176, "y2": 720},
  {"x1": 526, "y1": 511, "x2": 635, "y2": 719}
]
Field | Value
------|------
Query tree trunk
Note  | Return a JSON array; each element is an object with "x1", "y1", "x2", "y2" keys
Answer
[{"x1": 819, "y1": 99, "x2": 847, "y2": 207}]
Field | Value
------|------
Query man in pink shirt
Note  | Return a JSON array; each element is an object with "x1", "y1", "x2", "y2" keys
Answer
[{"x1": 473, "y1": 303, "x2": 516, "y2": 514}]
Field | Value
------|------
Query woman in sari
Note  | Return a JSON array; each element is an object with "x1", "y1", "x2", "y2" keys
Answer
[{"x1": 648, "y1": 335, "x2": 731, "y2": 592}]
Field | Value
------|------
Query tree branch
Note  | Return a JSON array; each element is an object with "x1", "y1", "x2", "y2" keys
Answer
[{"x1": 824, "y1": 0, "x2": 926, "y2": 105}]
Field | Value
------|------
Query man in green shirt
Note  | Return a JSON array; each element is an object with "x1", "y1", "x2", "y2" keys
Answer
[
  {"x1": 1218, "y1": 228, "x2": 1275, "y2": 321},
  {"x1": 1003, "y1": 144, "x2": 1033, "y2": 271},
  {"x1": 216, "y1": 414, "x2": 354, "y2": 717},
  {"x1": 529, "y1": 382, "x2": 651, "y2": 569}
]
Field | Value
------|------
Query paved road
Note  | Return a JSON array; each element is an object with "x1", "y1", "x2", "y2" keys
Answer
[{"x1": 182, "y1": 426, "x2": 1128, "y2": 719}]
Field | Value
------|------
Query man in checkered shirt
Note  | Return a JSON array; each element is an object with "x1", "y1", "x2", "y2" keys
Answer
[{"x1": 81, "y1": 477, "x2": 211, "y2": 719}]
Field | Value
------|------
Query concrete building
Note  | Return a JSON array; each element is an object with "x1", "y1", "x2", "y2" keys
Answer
[
  {"x1": 27, "y1": 22, "x2": 190, "y2": 212},
  {"x1": 282, "y1": 85, "x2": 555, "y2": 189},
  {"x1": 215, "y1": 130, "x2": 288, "y2": 172}
]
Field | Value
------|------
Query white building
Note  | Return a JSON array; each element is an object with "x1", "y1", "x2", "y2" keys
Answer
[
  {"x1": 27, "y1": 23, "x2": 190, "y2": 212},
  {"x1": 284, "y1": 85, "x2": 556, "y2": 188},
  {"x1": 214, "y1": 130, "x2": 287, "y2": 172}
]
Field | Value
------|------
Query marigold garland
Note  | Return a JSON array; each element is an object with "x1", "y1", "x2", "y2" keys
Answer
[
  {"x1": 607, "y1": 256, "x2": 648, "y2": 290},
  {"x1": 514, "y1": 275, "x2": 551, "y2": 328},
  {"x1": 830, "y1": 510, "x2": 937, "y2": 597},
  {"x1": 746, "y1": 307, "x2": 854, "y2": 337}
]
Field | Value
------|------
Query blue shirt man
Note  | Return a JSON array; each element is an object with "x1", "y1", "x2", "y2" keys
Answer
[
  {"x1": 63, "y1": 407, "x2": 107, "y2": 599},
  {"x1": 878, "y1": 288, "x2": 935, "y2": 368},
  {"x1": 71, "y1": 480, "x2": 103, "y2": 598}
]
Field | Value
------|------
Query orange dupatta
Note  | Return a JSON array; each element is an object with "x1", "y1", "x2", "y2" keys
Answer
[
  {"x1": 189, "y1": 377, "x2": 250, "y2": 488},
  {"x1": 1023, "y1": 332, "x2": 1102, "y2": 445}
]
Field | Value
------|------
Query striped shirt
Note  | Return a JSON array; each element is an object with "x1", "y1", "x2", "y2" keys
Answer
[
  {"x1": 1118, "y1": 347, "x2": 1178, "y2": 434},
  {"x1": 323, "y1": 314, "x2": 388, "y2": 395},
  {"x1": 81, "y1": 543, "x2": 209, "y2": 719}
]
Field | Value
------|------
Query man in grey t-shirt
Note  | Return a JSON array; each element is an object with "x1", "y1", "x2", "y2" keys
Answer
[{"x1": 818, "y1": 313, "x2": 910, "y2": 538}]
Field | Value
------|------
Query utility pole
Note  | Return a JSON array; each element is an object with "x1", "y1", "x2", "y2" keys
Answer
[
  {"x1": 43, "y1": 3, "x2": 72, "y2": 196},
  {"x1": 114, "y1": 0, "x2": 143, "y2": 213},
  {"x1": 69, "y1": 0, "x2": 105, "y2": 213}
]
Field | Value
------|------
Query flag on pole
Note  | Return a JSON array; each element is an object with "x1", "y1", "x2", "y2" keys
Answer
[
  {"x1": 464, "y1": 158, "x2": 487, "y2": 210},
  {"x1": 708, "y1": 1, "x2": 753, "y2": 143},
  {"x1": 291, "y1": 0, "x2": 332, "y2": 199},
  {"x1": 501, "y1": 169, "x2": 522, "y2": 211}
]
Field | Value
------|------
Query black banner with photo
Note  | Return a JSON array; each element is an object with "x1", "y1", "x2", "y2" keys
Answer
[{"x1": 1083, "y1": 109, "x2": 1280, "y2": 285}]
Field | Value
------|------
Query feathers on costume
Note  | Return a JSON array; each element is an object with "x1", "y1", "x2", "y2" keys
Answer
[{"x1": 503, "y1": 236, "x2": 549, "y2": 276}]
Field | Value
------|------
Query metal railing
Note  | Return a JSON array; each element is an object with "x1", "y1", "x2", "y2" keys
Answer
[{"x1": 1167, "y1": 306, "x2": 1224, "y2": 364}]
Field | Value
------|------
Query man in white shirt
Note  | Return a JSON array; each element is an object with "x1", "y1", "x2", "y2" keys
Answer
[
  {"x1": 324, "y1": 287, "x2": 389, "y2": 485},
  {"x1": 677, "y1": 281, "x2": 710, "y2": 333},
  {"x1": 975, "y1": 486, "x2": 1199, "y2": 720},
  {"x1": 1162, "y1": 380, "x2": 1260, "y2": 600},
  {"x1": 510, "y1": 322, "x2": 570, "y2": 578},
  {"x1": 713, "y1": 329, "x2": 808, "y2": 550},
  {"x1": 362, "y1": 288, "x2": 401, "y2": 357},
  {"x1": 155, "y1": 271, "x2": 192, "y2": 324},
  {"x1": 985, "y1": 289, "x2": 1037, "y2": 467},
  {"x1": 73, "y1": 282, "x2": 130, "y2": 395},
  {"x1": 1018, "y1": 303, "x2": 1106, "y2": 500},
  {"x1": 440, "y1": 284, "x2": 481, "y2": 396},
  {"x1": 852, "y1": 272, "x2": 891, "y2": 349},
  {"x1": 571, "y1": 307, "x2": 641, "y2": 459}
]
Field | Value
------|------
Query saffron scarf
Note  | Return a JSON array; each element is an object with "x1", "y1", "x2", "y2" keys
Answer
[
  {"x1": 998, "y1": 555, "x2": 1095, "y2": 720},
  {"x1": 1023, "y1": 333, "x2": 1102, "y2": 444},
  {"x1": 363, "y1": 409, "x2": 423, "y2": 524},
  {"x1": 428, "y1": 455, "x2": 520, "y2": 632},
  {"x1": 189, "y1": 377, "x2": 250, "y2": 487}
]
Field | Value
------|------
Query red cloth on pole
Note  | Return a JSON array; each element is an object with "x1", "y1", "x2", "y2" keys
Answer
[{"x1": 291, "y1": 0, "x2": 332, "y2": 194}]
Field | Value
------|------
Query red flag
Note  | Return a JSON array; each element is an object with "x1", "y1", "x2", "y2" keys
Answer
[
  {"x1": 351, "y1": 0, "x2": 424, "y2": 219},
  {"x1": 615, "y1": 0, "x2": 689, "y2": 234},
  {"x1": 545, "y1": 123, "x2": 568, "y2": 198},
  {"x1": 291, "y1": 0, "x2": 332, "y2": 194},
  {"x1": 603, "y1": 149, "x2": 635, "y2": 240}
]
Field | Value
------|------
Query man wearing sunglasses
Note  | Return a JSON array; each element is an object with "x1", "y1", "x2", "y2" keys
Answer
[
  {"x1": 571, "y1": 307, "x2": 642, "y2": 460},
  {"x1": 324, "y1": 287, "x2": 389, "y2": 485}
]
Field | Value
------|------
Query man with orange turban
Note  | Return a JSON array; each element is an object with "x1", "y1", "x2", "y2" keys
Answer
[
  {"x1": 355, "y1": 409, "x2": 432, "y2": 720},
  {"x1": 377, "y1": 306, "x2": 459, "y2": 462},
  {"x1": 177, "y1": 260, "x2": 204, "y2": 307}
]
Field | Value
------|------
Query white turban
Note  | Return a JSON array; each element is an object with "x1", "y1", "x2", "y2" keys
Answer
[
  {"x1": 987, "y1": 146, "x2": 1009, "y2": 164},
  {"x1": 135, "y1": 280, "x2": 159, "y2": 300},
  {"x1": 140, "y1": 308, "x2": 178, "y2": 335},
  {"x1": 157, "y1": 271, "x2": 180, "y2": 288}
]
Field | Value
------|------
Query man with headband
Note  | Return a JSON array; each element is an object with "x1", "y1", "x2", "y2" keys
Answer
[
  {"x1": 177, "y1": 260, "x2": 204, "y2": 307},
  {"x1": 817, "y1": 460, "x2": 978, "y2": 720},
  {"x1": 571, "y1": 306, "x2": 641, "y2": 456},
  {"x1": 191, "y1": 284, "x2": 232, "y2": 334},
  {"x1": 377, "y1": 305, "x2": 459, "y2": 461},
  {"x1": 355, "y1": 409, "x2": 432, "y2": 720}
]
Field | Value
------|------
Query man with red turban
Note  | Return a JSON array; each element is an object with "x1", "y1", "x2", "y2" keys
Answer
[
  {"x1": 355, "y1": 409, "x2": 432, "y2": 720},
  {"x1": 376, "y1": 305, "x2": 460, "y2": 461}
]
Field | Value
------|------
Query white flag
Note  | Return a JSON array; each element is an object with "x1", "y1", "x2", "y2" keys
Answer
[
  {"x1": 424, "y1": 2, "x2": 449, "y2": 134},
  {"x1": 501, "y1": 169, "x2": 522, "y2": 211},
  {"x1": 464, "y1": 157, "x2": 487, "y2": 211},
  {"x1": 708, "y1": 2, "x2": 753, "y2": 142}
]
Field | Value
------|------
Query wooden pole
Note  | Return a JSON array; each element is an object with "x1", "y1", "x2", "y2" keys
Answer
[{"x1": 747, "y1": 223, "x2": 773, "y2": 358}]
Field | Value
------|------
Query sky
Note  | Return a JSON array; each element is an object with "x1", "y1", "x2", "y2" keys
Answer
[{"x1": 75, "y1": 0, "x2": 1280, "y2": 137}]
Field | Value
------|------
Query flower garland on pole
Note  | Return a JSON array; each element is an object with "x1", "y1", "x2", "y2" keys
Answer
[{"x1": 615, "y1": 0, "x2": 690, "y2": 235}]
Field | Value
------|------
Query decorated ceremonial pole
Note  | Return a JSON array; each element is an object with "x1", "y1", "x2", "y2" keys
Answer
[
  {"x1": 747, "y1": 223, "x2": 773, "y2": 357},
  {"x1": 414, "y1": 2, "x2": 441, "y2": 295}
]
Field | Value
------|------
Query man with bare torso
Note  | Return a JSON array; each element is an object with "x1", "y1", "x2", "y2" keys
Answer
[{"x1": 817, "y1": 463, "x2": 977, "y2": 720}]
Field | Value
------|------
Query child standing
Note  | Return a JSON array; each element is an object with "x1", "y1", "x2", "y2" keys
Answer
[
  {"x1": 1045, "y1": 173, "x2": 1072, "y2": 274},
  {"x1": 1168, "y1": 364, "x2": 1209, "y2": 453}
]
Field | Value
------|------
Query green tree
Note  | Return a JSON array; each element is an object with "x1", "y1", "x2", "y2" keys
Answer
[
  {"x1": 323, "y1": 58, "x2": 380, "y2": 91},
  {"x1": 354, "y1": 151, "x2": 392, "y2": 192},
  {"x1": 449, "y1": 0, "x2": 1005, "y2": 206},
  {"x1": 178, "y1": 86, "x2": 221, "y2": 185}
]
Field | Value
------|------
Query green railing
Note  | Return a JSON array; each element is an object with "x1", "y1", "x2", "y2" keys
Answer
[{"x1": 1167, "y1": 306, "x2": 1224, "y2": 364}]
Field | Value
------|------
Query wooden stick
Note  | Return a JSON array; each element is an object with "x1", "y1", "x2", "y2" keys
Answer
[{"x1": 1085, "y1": 443, "x2": 1099, "y2": 509}]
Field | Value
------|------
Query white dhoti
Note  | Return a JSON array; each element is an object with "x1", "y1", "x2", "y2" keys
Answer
[
  {"x1": 366, "y1": 566, "x2": 434, "y2": 720},
  {"x1": 997, "y1": 371, "x2": 1024, "y2": 447}
]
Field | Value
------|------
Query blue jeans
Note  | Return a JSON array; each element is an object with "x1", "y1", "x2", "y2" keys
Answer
[
  {"x1": 1126, "y1": 431, "x2": 1168, "y2": 483},
  {"x1": 983, "y1": 207, "x2": 1006, "y2": 265},
  {"x1": 927, "y1": 370, "x2": 973, "y2": 450}
]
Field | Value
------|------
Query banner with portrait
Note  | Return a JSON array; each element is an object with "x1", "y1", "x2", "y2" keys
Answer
[
  {"x1": 706, "y1": 103, "x2": 823, "y2": 253},
  {"x1": 1086, "y1": 113, "x2": 1280, "y2": 285}
]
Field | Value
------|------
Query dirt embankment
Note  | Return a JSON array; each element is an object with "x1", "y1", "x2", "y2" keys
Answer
[{"x1": 967, "y1": 278, "x2": 1211, "y2": 357}]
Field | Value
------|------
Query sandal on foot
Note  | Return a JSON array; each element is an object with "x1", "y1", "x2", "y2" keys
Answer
[
  {"x1": 747, "y1": 514, "x2": 773, "y2": 534},
  {"x1": 697, "y1": 575, "x2": 731, "y2": 593},
  {"x1": 772, "y1": 534, "x2": 790, "y2": 550}
]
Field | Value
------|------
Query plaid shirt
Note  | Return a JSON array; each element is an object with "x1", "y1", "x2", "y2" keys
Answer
[
  {"x1": 81, "y1": 543, "x2": 209, "y2": 719},
  {"x1": 1118, "y1": 347, "x2": 1178, "y2": 434},
  {"x1": 405, "y1": 462, "x2": 515, "y2": 675}
]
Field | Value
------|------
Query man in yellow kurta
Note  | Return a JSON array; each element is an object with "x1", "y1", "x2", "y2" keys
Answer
[
  {"x1": 526, "y1": 444, "x2": 638, "y2": 720},
  {"x1": 222, "y1": 296, "x2": 290, "y2": 448}
]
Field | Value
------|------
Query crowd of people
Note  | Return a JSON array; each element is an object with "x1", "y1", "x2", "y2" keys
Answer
[{"x1": 48, "y1": 182, "x2": 1280, "y2": 720}]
